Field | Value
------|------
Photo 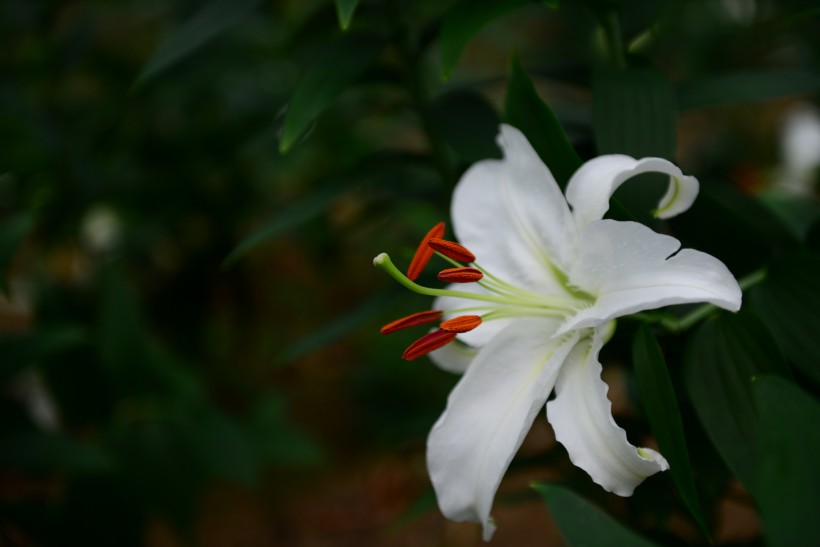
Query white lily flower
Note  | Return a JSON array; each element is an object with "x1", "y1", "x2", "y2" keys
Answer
[{"x1": 374, "y1": 124, "x2": 741, "y2": 541}]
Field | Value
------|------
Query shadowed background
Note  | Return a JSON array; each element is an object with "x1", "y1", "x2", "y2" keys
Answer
[{"x1": 2, "y1": 1, "x2": 819, "y2": 545}]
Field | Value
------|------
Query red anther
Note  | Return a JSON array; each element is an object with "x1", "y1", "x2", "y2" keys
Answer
[
  {"x1": 402, "y1": 329, "x2": 458, "y2": 361},
  {"x1": 440, "y1": 315, "x2": 482, "y2": 333},
  {"x1": 407, "y1": 222, "x2": 446, "y2": 281},
  {"x1": 428, "y1": 238, "x2": 476, "y2": 263},
  {"x1": 438, "y1": 267, "x2": 484, "y2": 283},
  {"x1": 380, "y1": 310, "x2": 443, "y2": 335}
]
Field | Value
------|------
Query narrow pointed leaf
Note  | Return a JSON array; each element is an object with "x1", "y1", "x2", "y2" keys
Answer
[
  {"x1": 504, "y1": 54, "x2": 582, "y2": 187},
  {"x1": 335, "y1": 0, "x2": 360, "y2": 30},
  {"x1": 749, "y1": 251, "x2": 820, "y2": 386},
  {"x1": 593, "y1": 65, "x2": 676, "y2": 160},
  {"x1": 134, "y1": 0, "x2": 261, "y2": 87},
  {"x1": 753, "y1": 376, "x2": 820, "y2": 547},
  {"x1": 685, "y1": 311, "x2": 791, "y2": 499},
  {"x1": 279, "y1": 292, "x2": 396, "y2": 364},
  {"x1": 439, "y1": 0, "x2": 531, "y2": 79},
  {"x1": 633, "y1": 326, "x2": 709, "y2": 538},
  {"x1": 533, "y1": 483, "x2": 660, "y2": 547},
  {"x1": 223, "y1": 184, "x2": 345, "y2": 267},
  {"x1": 279, "y1": 32, "x2": 385, "y2": 153}
]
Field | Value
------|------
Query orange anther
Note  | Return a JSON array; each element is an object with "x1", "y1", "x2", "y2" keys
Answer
[
  {"x1": 407, "y1": 222, "x2": 446, "y2": 281},
  {"x1": 428, "y1": 238, "x2": 476, "y2": 263},
  {"x1": 440, "y1": 315, "x2": 482, "y2": 333},
  {"x1": 380, "y1": 310, "x2": 443, "y2": 335},
  {"x1": 438, "y1": 267, "x2": 484, "y2": 283},
  {"x1": 402, "y1": 329, "x2": 458, "y2": 361}
]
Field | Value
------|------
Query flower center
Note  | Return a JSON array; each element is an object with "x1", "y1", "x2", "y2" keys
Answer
[{"x1": 375, "y1": 222, "x2": 594, "y2": 360}]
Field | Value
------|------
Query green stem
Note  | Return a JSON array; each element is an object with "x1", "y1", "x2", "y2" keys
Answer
[{"x1": 640, "y1": 268, "x2": 769, "y2": 333}]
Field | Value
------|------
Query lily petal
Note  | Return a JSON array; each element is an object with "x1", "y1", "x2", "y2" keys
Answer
[
  {"x1": 566, "y1": 155, "x2": 699, "y2": 228},
  {"x1": 451, "y1": 124, "x2": 575, "y2": 293},
  {"x1": 428, "y1": 337, "x2": 479, "y2": 374},
  {"x1": 560, "y1": 220, "x2": 742, "y2": 334},
  {"x1": 433, "y1": 283, "x2": 513, "y2": 348},
  {"x1": 546, "y1": 332, "x2": 669, "y2": 496},
  {"x1": 427, "y1": 318, "x2": 580, "y2": 541}
]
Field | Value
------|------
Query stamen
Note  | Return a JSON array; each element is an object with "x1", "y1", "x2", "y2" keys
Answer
[
  {"x1": 438, "y1": 267, "x2": 484, "y2": 283},
  {"x1": 402, "y1": 329, "x2": 457, "y2": 361},
  {"x1": 373, "y1": 253, "x2": 575, "y2": 313},
  {"x1": 380, "y1": 310, "x2": 443, "y2": 334},
  {"x1": 407, "y1": 221, "x2": 446, "y2": 281},
  {"x1": 428, "y1": 238, "x2": 475, "y2": 263},
  {"x1": 440, "y1": 315, "x2": 482, "y2": 333}
]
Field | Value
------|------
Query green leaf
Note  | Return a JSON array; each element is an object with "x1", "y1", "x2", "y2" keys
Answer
[
  {"x1": 0, "y1": 211, "x2": 34, "y2": 295},
  {"x1": 758, "y1": 191, "x2": 820, "y2": 241},
  {"x1": 427, "y1": 89, "x2": 501, "y2": 162},
  {"x1": 753, "y1": 376, "x2": 820, "y2": 547},
  {"x1": 678, "y1": 71, "x2": 820, "y2": 111},
  {"x1": 533, "y1": 483, "x2": 660, "y2": 547},
  {"x1": 632, "y1": 326, "x2": 709, "y2": 539},
  {"x1": 279, "y1": 32, "x2": 385, "y2": 153},
  {"x1": 439, "y1": 0, "x2": 532, "y2": 79},
  {"x1": 335, "y1": 0, "x2": 360, "y2": 30},
  {"x1": 684, "y1": 311, "x2": 791, "y2": 499},
  {"x1": 592, "y1": 65, "x2": 677, "y2": 224},
  {"x1": 749, "y1": 252, "x2": 820, "y2": 386},
  {"x1": 669, "y1": 182, "x2": 797, "y2": 276},
  {"x1": 134, "y1": 0, "x2": 261, "y2": 88},
  {"x1": 279, "y1": 291, "x2": 396, "y2": 364},
  {"x1": 593, "y1": 65, "x2": 676, "y2": 160},
  {"x1": 223, "y1": 184, "x2": 345, "y2": 267},
  {"x1": 504, "y1": 54, "x2": 582, "y2": 187}
]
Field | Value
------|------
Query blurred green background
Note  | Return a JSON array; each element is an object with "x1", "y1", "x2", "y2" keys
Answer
[{"x1": 1, "y1": 0, "x2": 819, "y2": 545}]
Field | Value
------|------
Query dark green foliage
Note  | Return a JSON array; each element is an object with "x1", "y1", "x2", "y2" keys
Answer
[
  {"x1": 633, "y1": 326, "x2": 708, "y2": 538},
  {"x1": 534, "y1": 483, "x2": 660, "y2": 547},
  {"x1": 505, "y1": 54, "x2": 582, "y2": 187},
  {"x1": 1, "y1": 0, "x2": 819, "y2": 544}
]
